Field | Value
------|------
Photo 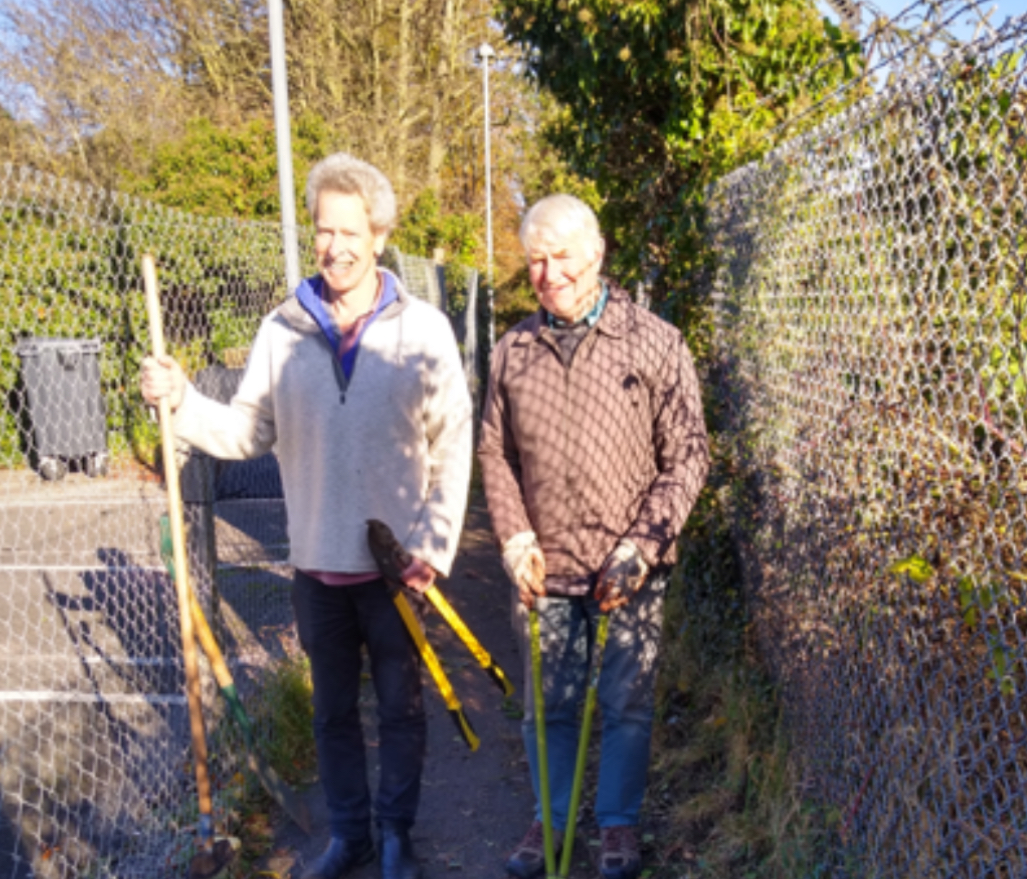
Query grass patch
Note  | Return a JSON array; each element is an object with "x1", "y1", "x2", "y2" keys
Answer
[
  {"x1": 643, "y1": 457, "x2": 839, "y2": 877},
  {"x1": 252, "y1": 653, "x2": 318, "y2": 787},
  {"x1": 204, "y1": 653, "x2": 318, "y2": 876},
  {"x1": 648, "y1": 638, "x2": 835, "y2": 877}
]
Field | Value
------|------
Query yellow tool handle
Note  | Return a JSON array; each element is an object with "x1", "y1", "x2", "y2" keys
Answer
[
  {"x1": 425, "y1": 586, "x2": 515, "y2": 697},
  {"x1": 393, "y1": 591, "x2": 480, "y2": 751},
  {"x1": 529, "y1": 609, "x2": 557, "y2": 877}
]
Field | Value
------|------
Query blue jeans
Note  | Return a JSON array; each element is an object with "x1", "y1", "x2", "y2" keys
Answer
[
  {"x1": 514, "y1": 571, "x2": 668, "y2": 830},
  {"x1": 292, "y1": 571, "x2": 427, "y2": 839}
]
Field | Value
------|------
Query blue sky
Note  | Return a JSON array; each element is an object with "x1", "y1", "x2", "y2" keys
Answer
[{"x1": 815, "y1": 0, "x2": 1025, "y2": 43}]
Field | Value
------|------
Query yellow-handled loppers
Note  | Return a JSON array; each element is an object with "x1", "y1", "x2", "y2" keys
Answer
[
  {"x1": 367, "y1": 519, "x2": 515, "y2": 697},
  {"x1": 365, "y1": 520, "x2": 481, "y2": 751}
]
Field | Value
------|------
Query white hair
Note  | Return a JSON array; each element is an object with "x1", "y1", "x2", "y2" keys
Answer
[
  {"x1": 519, "y1": 194, "x2": 603, "y2": 252},
  {"x1": 305, "y1": 153, "x2": 397, "y2": 233}
]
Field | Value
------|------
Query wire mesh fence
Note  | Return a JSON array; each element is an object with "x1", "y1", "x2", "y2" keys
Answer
[
  {"x1": 0, "y1": 165, "x2": 480, "y2": 878},
  {"x1": 382, "y1": 245, "x2": 481, "y2": 411},
  {"x1": 707, "y1": 12, "x2": 1027, "y2": 877}
]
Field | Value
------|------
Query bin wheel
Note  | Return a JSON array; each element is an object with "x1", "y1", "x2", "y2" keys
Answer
[
  {"x1": 85, "y1": 452, "x2": 109, "y2": 478},
  {"x1": 39, "y1": 457, "x2": 67, "y2": 481}
]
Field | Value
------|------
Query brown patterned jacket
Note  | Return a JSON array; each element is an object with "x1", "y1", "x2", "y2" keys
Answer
[{"x1": 478, "y1": 281, "x2": 709, "y2": 596}]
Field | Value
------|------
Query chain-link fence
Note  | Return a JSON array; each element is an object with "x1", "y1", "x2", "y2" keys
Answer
[
  {"x1": 0, "y1": 164, "x2": 480, "y2": 878},
  {"x1": 382, "y1": 245, "x2": 481, "y2": 411},
  {"x1": 707, "y1": 12, "x2": 1027, "y2": 877}
]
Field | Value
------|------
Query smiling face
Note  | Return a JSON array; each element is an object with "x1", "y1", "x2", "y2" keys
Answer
[
  {"x1": 525, "y1": 226, "x2": 605, "y2": 323},
  {"x1": 313, "y1": 190, "x2": 387, "y2": 301}
]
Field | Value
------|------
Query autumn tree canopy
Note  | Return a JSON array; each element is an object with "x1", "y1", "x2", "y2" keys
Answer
[
  {"x1": 0, "y1": 0, "x2": 518, "y2": 214},
  {"x1": 0, "y1": 0, "x2": 863, "y2": 324}
]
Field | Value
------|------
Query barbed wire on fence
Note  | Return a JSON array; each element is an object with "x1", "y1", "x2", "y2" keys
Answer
[
  {"x1": 706, "y1": 10, "x2": 1026, "y2": 877},
  {"x1": 0, "y1": 167, "x2": 481, "y2": 878}
]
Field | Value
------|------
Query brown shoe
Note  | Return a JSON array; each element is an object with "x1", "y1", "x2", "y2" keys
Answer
[
  {"x1": 505, "y1": 820, "x2": 563, "y2": 879},
  {"x1": 599, "y1": 825, "x2": 641, "y2": 879}
]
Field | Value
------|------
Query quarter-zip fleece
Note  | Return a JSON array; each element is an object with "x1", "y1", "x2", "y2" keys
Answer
[
  {"x1": 294, "y1": 271, "x2": 398, "y2": 402},
  {"x1": 173, "y1": 269, "x2": 473, "y2": 577}
]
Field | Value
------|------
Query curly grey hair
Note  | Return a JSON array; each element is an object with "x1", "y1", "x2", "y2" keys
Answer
[
  {"x1": 519, "y1": 193, "x2": 602, "y2": 252},
  {"x1": 305, "y1": 153, "x2": 397, "y2": 233}
]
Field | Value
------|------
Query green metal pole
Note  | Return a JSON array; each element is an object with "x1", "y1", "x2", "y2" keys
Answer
[
  {"x1": 530, "y1": 608, "x2": 558, "y2": 878},
  {"x1": 559, "y1": 613, "x2": 610, "y2": 878}
]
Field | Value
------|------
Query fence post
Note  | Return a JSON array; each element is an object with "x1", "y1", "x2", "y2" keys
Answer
[
  {"x1": 433, "y1": 247, "x2": 447, "y2": 314},
  {"x1": 180, "y1": 450, "x2": 220, "y2": 641}
]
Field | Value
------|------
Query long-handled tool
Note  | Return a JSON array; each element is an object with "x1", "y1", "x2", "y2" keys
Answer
[
  {"x1": 143, "y1": 253, "x2": 236, "y2": 879},
  {"x1": 159, "y1": 517, "x2": 312, "y2": 834},
  {"x1": 559, "y1": 612, "x2": 611, "y2": 878},
  {"x1": 530, "y1": 608, "x2": 558, "y2": 879},
  {"x1": 367, "y1": 519, "x2": 515, "y2": 697},
  {"x1": 392, "y1": 589, "x2": 481, "y2": 751},
  {"x1": 364, "y1": 520, "x2": 480, "y2": 750},
  {"x1": 425, "y1": 587, "x2": 514, "y2": 696}
]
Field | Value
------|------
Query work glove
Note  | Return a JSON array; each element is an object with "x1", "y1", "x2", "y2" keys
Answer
[
  {"x1": 595, "y1": 539, "x2": 649, "y2": 612},
  {"x1": 502, "y1": 531, "x2": 546, "y2": 609}
]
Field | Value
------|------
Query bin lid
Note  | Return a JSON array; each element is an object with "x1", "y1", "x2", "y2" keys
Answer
[{"x1": 15, "y1": 337, "x2": 102, "y2": 357}]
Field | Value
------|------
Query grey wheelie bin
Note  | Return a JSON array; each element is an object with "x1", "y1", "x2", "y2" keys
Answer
[{"x1": 15, "y1": 337, "x2": 109, "y2": 480}]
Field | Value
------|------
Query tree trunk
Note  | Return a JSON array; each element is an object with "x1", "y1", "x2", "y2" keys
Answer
[
  {"x1": 426, "y1": 0, "x2": 454, "y2": 195},
  {"x1": 395, "y1": 0, "x2": 410, "y2": 202}
]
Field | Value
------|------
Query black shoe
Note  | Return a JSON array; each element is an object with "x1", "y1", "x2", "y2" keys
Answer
[
  {"x1": 378, "y1": 823, "x2": 422, "y2": 879},
  {"x1": 301, "y1": 835, "x2": 375, "y2": 879}
]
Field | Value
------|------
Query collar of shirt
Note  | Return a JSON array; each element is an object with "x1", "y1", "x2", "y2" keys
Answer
[
  {"x1": 295, "y1": 270, "x2": 397, "y2": 368},
  {"x1": 546, "y1": 281, "x2": 609, "y2": 330}
]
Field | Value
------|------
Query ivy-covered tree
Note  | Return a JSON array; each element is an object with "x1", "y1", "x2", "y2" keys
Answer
[
  {"x1": 498, "y1": 0, "x2": 863, "y2": 319},
  {"x1": 119, "y1": 114, "x2": 336, "y2": 219}
]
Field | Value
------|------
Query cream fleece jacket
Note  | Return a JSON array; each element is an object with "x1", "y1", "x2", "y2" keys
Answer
[{"x1": 173, "y1": 270, "x2": 472, "y2": 577}]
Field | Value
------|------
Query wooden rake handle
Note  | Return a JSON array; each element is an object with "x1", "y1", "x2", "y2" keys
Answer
[{"x1": 142, "y1": 254, "x2": 215, "y2": 837}]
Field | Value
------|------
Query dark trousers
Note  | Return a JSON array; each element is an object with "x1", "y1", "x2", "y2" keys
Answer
[{"x1": 292, "y1": 571, "x2": 426, "y2": 839}]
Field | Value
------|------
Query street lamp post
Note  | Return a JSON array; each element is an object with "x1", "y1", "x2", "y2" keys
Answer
[
  {"x1": 269, "y1": 0, "x2": 300, "y2": 293},
  {"x1": 476, "y1": 42, "x2": 496, "y2": 351}
]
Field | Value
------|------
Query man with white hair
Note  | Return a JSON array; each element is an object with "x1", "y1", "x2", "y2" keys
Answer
[
  {"x1": 142, "y1": 153, "x2": 472, "y2": 879},
  {"x1": 478, "y1": 194, "x2": 708, "y2": 879}
]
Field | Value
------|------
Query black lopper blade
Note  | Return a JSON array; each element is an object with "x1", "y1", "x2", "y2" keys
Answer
[{"x1": 367, "y1": 518, "x2": 412, "y2": 589}]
